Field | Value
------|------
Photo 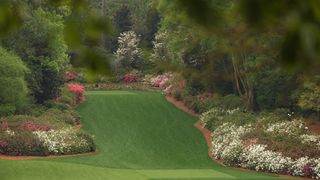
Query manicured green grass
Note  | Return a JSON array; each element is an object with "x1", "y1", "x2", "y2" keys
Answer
[{"x1": 0, "y1": 91, "x2": 290, "y2": 179}]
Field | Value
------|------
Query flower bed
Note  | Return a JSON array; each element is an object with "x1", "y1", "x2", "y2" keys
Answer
[
  {"x1": 0, "y1": 82, "x2": 95, "y2": 156},
  {"x1": 33, "y1": 128, "x2": 95, "y2": 154},
  {"x1": 0, "y1": 122, "x2": 94, "y2": 156},
  {"x1": 201, "y1": 108, "x2": 320, "y2": 179},
  {"x1": 85, "y1": 82, "x2": 159, "y2": 92}
]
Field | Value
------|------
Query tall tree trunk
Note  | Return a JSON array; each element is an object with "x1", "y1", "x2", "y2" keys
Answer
[{"x1": 231, "y1": 51, "x2": 255, "y2": 111}]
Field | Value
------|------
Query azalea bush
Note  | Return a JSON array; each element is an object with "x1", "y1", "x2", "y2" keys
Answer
[
  {"x1": 206, "y1": 115, "x2": 320, "y2": 179},
  {"x1": 65, "y1": 71, "x2": 78, "y2": 81},
  {"x1": 66, "y1": 83, "x2": 85, "y2": 104},
  {"x1": 264, "y1": 119, "x2": 307, "y2": 137},
  {"x1": 22, "y1": 121, "x2": 51, "y2": 131},
  {"x1": 33, "y1": 128, "x2": 95, "y2": 154},
  {"x1": 150, "y1": 73, "x2": 173, "y2": 89},
  {"x1": 123, "y1": 72, "x2": 139, "y2": 83},
  {"x1": 0, "y1": 124, "x2": 95, "y2": 155},
  {"x1": 200, "y1": 107, "x2": 255, "y2": 131},
  {"x1": 0, "y1": 131, "x2": 49, "y2": 156}
]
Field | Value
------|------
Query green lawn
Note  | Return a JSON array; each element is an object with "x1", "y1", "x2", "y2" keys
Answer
[{"x1": 0, "y1": 91, "x2": 290, "y2": 180}]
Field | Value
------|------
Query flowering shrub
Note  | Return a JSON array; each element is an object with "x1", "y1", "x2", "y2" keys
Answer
[
  {"x1": 0, "y1": 140, "x2": 9, "y2": 154},
  {"x1": 150, "y1": 73, "x2": 173, "y2": 89},
  {"x1": 209, "y1": 121, "x2": 320, "y2": 179},
  {"x1": 200, "y1": 108, "x2": 241, "y2": 130},
  {"x1": 114, "y1": 31, "x2": 142, "y2": 70},
  {"x1": 123, "y1": 72, "x2": 139, "y2": 83},
  {"x1": 0, "y1": 132, "x2": 49, "y2": 156},
  {"x1": 65, "y1": 71, "x2": 78, "y2": 81},
  {"x1": 5, "y1": 129, "x2": 15, "y2": 136},
  {"x1": 66, "y1": 83, "x2": 85, "y2": 104},
  {"x1": 22, "y1": 121, "x2": 51, "y2": 131},
  {"x1": 33, "y1": 128, "x2": 95, "y2": 154},
  {"x1": 151, "y1": 31, "x2": 170, "y2": 62},
  {"x1": 211, "y1": 123, "x2": 252, "y2": 165},
  {"x1": 0, "y1": 121, "x2": 8, "y2": 131},
  {"x1": 264, "y1": 119, "x2": 307, "y2": 137},
  {"x1": 241, "y1": 144, "x2": 293, "y2": 173},
  {"x1": 314, "y1": 160, "x2": 320, "y2": 179},
  {"x1": 300, "y1": 134, "x2": 320, "y2": 149}
]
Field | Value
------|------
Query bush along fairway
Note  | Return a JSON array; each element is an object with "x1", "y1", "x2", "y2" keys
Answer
[{"x1": 0, "y1": 91, "x2": 291, "y2": 180}]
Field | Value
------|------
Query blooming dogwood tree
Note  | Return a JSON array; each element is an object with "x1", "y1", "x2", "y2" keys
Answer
[{"x1": 114, "y1": 31, "x2": 142, "y2": 71}]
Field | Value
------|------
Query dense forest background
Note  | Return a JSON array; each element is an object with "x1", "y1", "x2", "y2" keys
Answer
[{"x1": 0, "y1": 0, "x2": 319, "y2": 120}]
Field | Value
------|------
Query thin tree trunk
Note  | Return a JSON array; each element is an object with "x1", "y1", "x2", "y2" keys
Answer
[{"x1": 232, "y1": 53, "x2": 243, "y2": 96}]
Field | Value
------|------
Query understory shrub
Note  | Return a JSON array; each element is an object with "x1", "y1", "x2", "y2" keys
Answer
[
  {"x1": 200, "y1": 108, "x2": 256, "y2": 131},
  {"x1": 65, "y1": 71, "x2": 78, "y2": 81},
  {"x1": 212, "y1": 94, "x2": 245, "y2": 111},
  {"x1": 123, "y1": 71, "x2": 139, "y2": 83},
  {"x1": 150, "y1": 73, "x2": 173, "y2": 89},
  {"x1": 66, "y1": 83, "x2": 85, "y2": 104},
  {"x1": 0, "y1": 47, "x2": 29, "y2": 116}
]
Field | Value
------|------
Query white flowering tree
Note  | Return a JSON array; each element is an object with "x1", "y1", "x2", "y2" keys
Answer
[
  {"x1": 114, "y1": 31, "x2": 142, "y2": 71},
  {"x1": 151, "y1": 31, "x2": 170, "y2": 62}
]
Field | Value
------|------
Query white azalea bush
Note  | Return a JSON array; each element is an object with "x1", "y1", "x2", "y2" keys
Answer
[
  {"x1": 202, "y1": 107, "x2": 320, "y2": 179},
  {"x1": 210, "y1": 122, "x2": 320, "y2": 178},
  {"x1": 33, "y1": 128, "x2": 95, "y2": 154},
  {"x1": 211, "y1": 123, "x2": 251, "y2": 165},
  {"x1": 200, "y1": 108, "x2": 239, "y2": 128},
  {"x1": 264, "y1": 119, "x2": 307, "y2": 136},
  {"x1": 199, "y1": 107, "x2": 255, "y2": 132},
  {"x1": 300, "y1": 134, "x2": 320, "y2": 149},
  {"x1": 264, "y1": 119, "x2": 320, "y2": 149},
  {"x1": 241, "y1": 144, "x2": 293, "y2": 173}
]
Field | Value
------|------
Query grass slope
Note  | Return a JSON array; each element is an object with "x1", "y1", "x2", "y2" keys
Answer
[{"x1": 0, "y1": 91, "x2": 289, "y2": 180}]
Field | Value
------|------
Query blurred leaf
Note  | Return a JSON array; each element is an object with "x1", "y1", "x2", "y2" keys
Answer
[
  {"x1": 84, "y1": 14, "x2": 112, "y2": 45},
  {"x1": 73, "y1": 47, "x2": 111, "y2": 81},
  {"x1": 175, "y1": 0, "x2": 225, "y2": 28},
  {"x1": 64, "y1": 17, "x2": 82, "y2": 48},
  {"x1": 0, "y1": 1, "x2": 22, "y2": 38}
]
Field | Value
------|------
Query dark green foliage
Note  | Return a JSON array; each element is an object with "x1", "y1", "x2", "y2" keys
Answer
[
  {"x1": 202, "y1": 108, "x2": 256, "y2": 132},
  {"x1": 114, "y1": 5, "x2": 132, "y2": 33},
  {"x1": 0, "y1": 47, "x2": 28, "y2": 116},
  {"x1": 212, "y1": 94, "x2": 245, "y2": 110},
  {"x1": 255, "y1": 71, "x2": 298, "y2": 110},
  {"x1": 0, "y1": 0, "x2": 22, "y2": 38},
  {"x1": 3, "y1": 8, "x2": 68, "y2": 103},
  {"x1": 140, "y1": 8, "x2": 160, "y2": 48},
  {"x1": 298, "y1": 76, "x2": 320, "y2": 119}
]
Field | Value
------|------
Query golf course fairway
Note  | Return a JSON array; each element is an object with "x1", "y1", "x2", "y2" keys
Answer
[{"x1": 0, "y1": 91, "x2": 291, "y2": 180}]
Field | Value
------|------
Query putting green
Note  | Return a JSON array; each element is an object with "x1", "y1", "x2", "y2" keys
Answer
[{"x1": 0, "y1": 91, "x2": 289, "y2": 180}]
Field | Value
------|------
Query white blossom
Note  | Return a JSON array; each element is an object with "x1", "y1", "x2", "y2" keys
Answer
[
  {"x1": 33, "y1": 128, "x2": 90, "y2": 154},
  {"x1": 114, "y1": 31, "x2": 142, "y2": 70}
]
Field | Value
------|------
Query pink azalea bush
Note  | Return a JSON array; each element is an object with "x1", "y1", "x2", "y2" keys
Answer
[
  {"x1": 0, "y1": 140, "x2": 9, "y2": 154},
  {"x1": 0, "y1": 121, "x2": 8, "y2": 131},
  {"x1": 66, "y1": 83, "x2": 85, "y2": 104},
  {"x1": 150, "y1": 73, "x2": 173, "y2": 89},
  {"x1": 22, "y1": 121, "x2": 51, "y2": 131},
  {"x1": 123, "y1": 72, "x2": 139, "y2": 83},
  {"x1": 65, "y1": 71, "x2": 78, "y2": 81}
]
